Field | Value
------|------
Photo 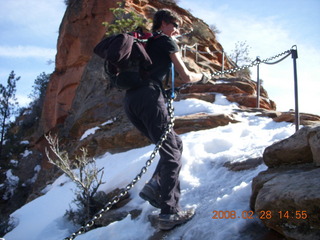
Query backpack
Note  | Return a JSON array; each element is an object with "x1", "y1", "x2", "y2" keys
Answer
[{"x1": 93, "y1": 32, "x2": 154, "y2": 90}]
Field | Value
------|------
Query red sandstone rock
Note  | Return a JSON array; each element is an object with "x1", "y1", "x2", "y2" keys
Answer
[
  {"x1": 39, "y1": 0, "x2": 236, "y2": 135},
  {"x1": 41, "y1": 0, "x2": 118, "y2": 133}
]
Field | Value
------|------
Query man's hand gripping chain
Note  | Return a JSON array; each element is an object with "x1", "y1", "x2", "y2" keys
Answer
[
  {"x1": 198, "y1": 72, "x2": 215, "y2": 85},
  {"x1": 167, "y1": 72, "x2": 215, "y2": 99}
]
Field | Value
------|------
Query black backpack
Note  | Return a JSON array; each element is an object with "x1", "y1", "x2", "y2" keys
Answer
[{"x1": 93, "y1": 32, "x2": 153, "y2": 90}]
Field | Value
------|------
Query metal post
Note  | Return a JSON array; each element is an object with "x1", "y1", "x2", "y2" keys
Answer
[
  {"x1": 256, "y1": 57, "x2": 261, "y2": 108},
  {"x1": 195, "y1": 43, "x2": 198, "y2": 63},
  {"x1": 171, "y1": 62, "x2": 175, "y2": 99},
  {"x1": 291, "y1": 46, "x2": 299, "y2": 131},
  {"x1": 222, "y1": 50, "x2": 225, "y2": 77}
]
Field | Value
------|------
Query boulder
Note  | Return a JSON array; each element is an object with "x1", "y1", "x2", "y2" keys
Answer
[
  {"x1": 251, "y1": 124, "x2": 320, "y2": 240},
  {"x1": 251, "y1": 165, "x2": 320, "y2": 240},
  {"x1": 308, "y1": 125, "x2": 320, "y2": 166},
  {"x1": 73, "y1": 112, "x2": 239, "y2": 156},
  {"x1": 263, "y1": 125, "x2": 320, "y2": 167},
  {"x1": 273, "y1": 112, "x2": 320, "y2": 126}
]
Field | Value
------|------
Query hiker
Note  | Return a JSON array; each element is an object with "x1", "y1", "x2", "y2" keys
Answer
[{"x1": 124, "y1": 9, "x2": 209, "y2": 230}]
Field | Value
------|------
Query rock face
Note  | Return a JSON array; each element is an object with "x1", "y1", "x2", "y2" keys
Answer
[
  {"x1": 39, "y1": 0, "x2": 236, "y2": 135},
  {"x1": 29, "y1": 0, "x2": 256, "y2": 205},
  {"x1": 250, "y1": 125, "x2": 320, "y2": 240},
  {"x1": 31, "y1": 0, "x2": 319, "y2": 200},
  {"x1": 40, "y1": 0, "x2": 117, "y2": 134},
  {"x1": 263, "y1": 125, "x2": 320, "y2": 167},
  {"x1": 37, "y1": 0, "x2": 274, "y2": 153},
  {"x1": 4, "y1": 0, "x2": 320, "y2": 232},
  {"x1": 27, "y1": 0, "x2": 320, "y2": 199}
]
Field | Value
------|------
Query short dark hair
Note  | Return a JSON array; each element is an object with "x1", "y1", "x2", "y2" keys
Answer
[{"x1": 152, "y1": 9, "x2": 179, "y2": 32}]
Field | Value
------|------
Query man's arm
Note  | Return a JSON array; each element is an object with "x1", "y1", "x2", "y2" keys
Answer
[{"x1": 170, "y1": 52, "x2": 203, "y2": 83}]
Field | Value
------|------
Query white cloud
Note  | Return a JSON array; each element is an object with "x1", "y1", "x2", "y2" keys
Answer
[
  {"x1": 0, "y1": 45, "x2": 56, "y2": 59},
  {"x1": 16, "y1": 94, "x2": 32, "y2": 107},
  {"x1": 0, "y1": 0, "x2": 65, "y2": 31}
]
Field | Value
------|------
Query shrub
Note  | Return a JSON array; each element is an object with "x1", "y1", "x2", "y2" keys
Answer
[
  {"x1": 102, "y1": 2, "x2": 149, "y2": 36},
  {"x1": 45, "y1": 134, "x2": 105, "y2": 225}
]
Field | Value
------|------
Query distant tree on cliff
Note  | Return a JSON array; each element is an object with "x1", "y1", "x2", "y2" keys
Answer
[
  {"x1": 102, "y1": 2, "x2": 149, "y2": 36},
  {"x1": 209, "y1": 24, "x2": 221, "y2": 35},
  {"x1": 21, "y1": 72, "x2": 50, "y2": 129},
  {"x1": 0, "y1": 71, "x2": 20, "y2": 159},
  {"x1": 230, "y1": 41, "x2": 252, "y2": 78},
  {"x1": 64, "y1": 0, "x2": 76, "y2": 6},
  {"x1": 230, "y1": 41, "x2": 251, "y2": 66},
  {"x1": 158, "y1": 0, "x2": 180, "y2": 3}
]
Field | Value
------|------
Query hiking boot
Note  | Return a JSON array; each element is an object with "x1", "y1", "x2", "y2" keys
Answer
[
  {"x1": 158, "y1": 208, "x2": 195, "y2": 230},
  {"x1": 139, "y1": 179, "x2": 161, "y2": 208}
]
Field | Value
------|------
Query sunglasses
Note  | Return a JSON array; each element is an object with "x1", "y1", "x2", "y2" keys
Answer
[{"x1": 171, "y1": 22, "x2": 179, "y2": 28}]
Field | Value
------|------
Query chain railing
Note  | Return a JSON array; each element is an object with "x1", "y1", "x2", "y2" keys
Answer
[
  {"x1": 63, "y1": 97, "x2": 175, "y2": 240},
  {"x1": 175, "y1": 46, "x2": 290, "y2": 86},
  {"x1": 63, "y1": 45, "x2": 299, "y2": 239},
  {"x1": 182, "y1": 43, "x2": 227, "y2": 75},
  {"x1": 176, "y1": 45, "x2": 299, "y2": 131}
]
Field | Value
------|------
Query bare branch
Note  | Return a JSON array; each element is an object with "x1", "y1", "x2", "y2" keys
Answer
[{"x1": 44, "y1": 133, "x2": 105, "y2": 224}]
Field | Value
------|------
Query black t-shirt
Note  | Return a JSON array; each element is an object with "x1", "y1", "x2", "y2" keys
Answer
[{"x1": 146, "y1": 34, "x2": 179, "y2": 85}]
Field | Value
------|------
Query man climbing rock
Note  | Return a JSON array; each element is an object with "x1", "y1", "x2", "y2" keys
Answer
[{"x1": 124, "y1": 9, "x2": 209, "y2": 230}]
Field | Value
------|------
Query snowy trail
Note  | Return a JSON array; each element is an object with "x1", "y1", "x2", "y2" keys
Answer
[{"x1": 4, "y1": 97, "x2": 296, "y2": 240}]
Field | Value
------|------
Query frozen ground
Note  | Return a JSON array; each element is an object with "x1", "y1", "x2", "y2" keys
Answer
[{"x1": 3, "y1": 94, "x2": 295, "y2": 240}]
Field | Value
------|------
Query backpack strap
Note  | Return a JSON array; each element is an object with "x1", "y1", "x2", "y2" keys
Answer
[{"x1": 146, "y1": 32, "x2": 175, "y2": 99}]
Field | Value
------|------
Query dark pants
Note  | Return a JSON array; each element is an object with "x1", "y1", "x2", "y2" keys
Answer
[{"x1": 124, "y1": 84, "x2": 183, "y2": 214}]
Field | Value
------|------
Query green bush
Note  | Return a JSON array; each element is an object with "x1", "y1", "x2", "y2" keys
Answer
[{"x1": 103, "y1": 2, "x2": 149, "y2": 36}]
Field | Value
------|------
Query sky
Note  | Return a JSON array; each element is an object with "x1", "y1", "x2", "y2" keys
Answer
[
  {"x1": 4, "y1": 95, "x2": 297, "y2": 240},
  {"x1": 0, "y1": 0, "x2": 66, "y2": 105},
  {"x1": 178, "y1": 0, "x2": 320, "y2": 115},
  {"x1": 0, "y1": 0, "x2": 319, "y2": 115}
]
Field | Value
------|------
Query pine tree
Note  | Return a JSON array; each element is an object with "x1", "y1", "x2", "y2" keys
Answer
[
  {"x1": 0, "y1": 71, "x2": 20, "y2": 159},
  {"x1": 102, "y1": 2, "x2": 148, "y2": 36}
]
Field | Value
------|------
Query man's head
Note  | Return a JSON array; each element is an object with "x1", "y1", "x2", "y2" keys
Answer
[{"x1": 152, "y1": 9, "x2": 181, "y2": 35}]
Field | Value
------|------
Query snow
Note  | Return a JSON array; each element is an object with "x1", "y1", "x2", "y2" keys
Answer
[
  {"x1": 9, "y1": 160, "x2": 18, "y2": 167},
  {"x1": 80, "y1": 127, "x2": 100, "y2": 141},
  {"x1": 3, "y1": 97, "x2": 296, "y2": 240},
  {"x1": 2, "y1": 170, "x2": 20, "y2": 200},
  {"x1": 80, "y1": 118, "x2": 117, "y2": 140},
  {"x1": 174, "y1": 94, "x2": 239, "y2": 116},
  {"x1": 20, "y1": 150, "x2": 32, "y2": 157}
]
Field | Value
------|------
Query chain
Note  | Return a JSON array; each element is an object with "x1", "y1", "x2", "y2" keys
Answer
[
  {"x1": 63, "y1": 98, "x2": 175, "y2": 240},
  {"x1": 176, "y1": 46, "x2": 294, "y2": 92},
  {"x1": 63, "y1": 46, "x2": 294, "y2": 239}
]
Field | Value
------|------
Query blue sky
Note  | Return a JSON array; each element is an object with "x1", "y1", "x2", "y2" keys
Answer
[
  {"x1": 179, "y1": 0, "x2": 320, "y2": 115},
  {"x1": 0, "y1": 0, "x2": 319, "y2": 115},
  {"x1": 0, "y1": 0, "x2": 66, "y2": 105}
]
